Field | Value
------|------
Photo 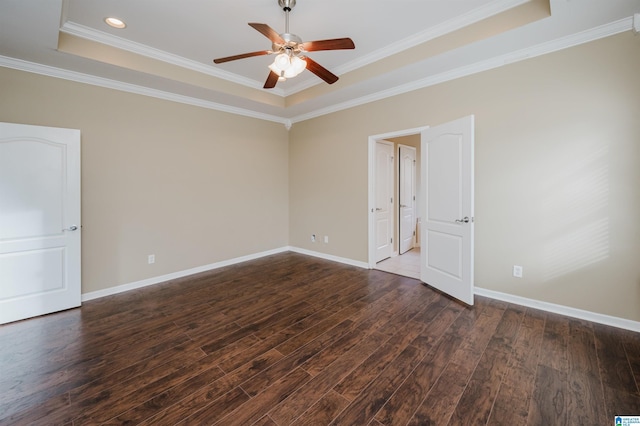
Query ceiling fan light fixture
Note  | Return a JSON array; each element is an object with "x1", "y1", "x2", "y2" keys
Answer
[
  {"x1": 213, "y1": 0, "x2": 355, "y2": 88},
  {"x1": 268, "y1": 62, "x2": 283, "y2": 74},
  {"x1": 291, "y1": 56, "x2": 307, "y2": 73},
  {"x1": 274, "y1": 53, "x2": 291, "y2": 70},
  {"x1": 283, "y1": 66, "x2": 298, "y2": 78},
  {"x1": 270, "y1": 53, "x2": 305, "y2": 79}
]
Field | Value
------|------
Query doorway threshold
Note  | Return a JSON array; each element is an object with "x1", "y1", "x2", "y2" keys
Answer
[{"x1": 375, "y1": 247, "x2": 420, "y2": 279}]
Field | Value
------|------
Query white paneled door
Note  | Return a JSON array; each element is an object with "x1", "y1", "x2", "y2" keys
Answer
[
  {"x1": 375, "y1": 141, "x2": 394, "y2": 262},
  {"x1": 420, "y1": 116, "x2": 474, "y2": 305},
  {"x1": 0, "y1": 122, "x2": 81, "y2": 324},
  {"x1": 399, "y1": 145, "x2": 416, "y2": 255}
]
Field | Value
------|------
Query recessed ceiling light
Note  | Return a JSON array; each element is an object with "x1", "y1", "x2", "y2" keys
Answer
[{"x1": 104, "y1": 17, "x2": 126, "y2": 29}]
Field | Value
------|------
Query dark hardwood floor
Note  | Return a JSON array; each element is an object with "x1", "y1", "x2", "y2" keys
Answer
[{"x1": 1, "y1": 252, "x2": 639, "y2": 425}]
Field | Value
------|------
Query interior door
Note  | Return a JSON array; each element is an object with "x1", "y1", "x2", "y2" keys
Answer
[
  {"x1": 0, "y1": 122, "x2": 81, "y2": 324},
  {"x1": 399, "y1": 145, "x2": 416, "y2": 255},
  {"x1": 420, "y1": 115, "x2": 474, "y2": 305},
  {"x1": 375, "y1": 141, "x2": 394, "y2": 262}
]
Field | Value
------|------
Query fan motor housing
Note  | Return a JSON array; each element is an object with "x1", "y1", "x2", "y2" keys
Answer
[
  {"x1": 278, "y1": 0, "x2": 296, "y2": 11},
  {"x1": 273, "y1": 33, "x2": 303, "y2": 54}
]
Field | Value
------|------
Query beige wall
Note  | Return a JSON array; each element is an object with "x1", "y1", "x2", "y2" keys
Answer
[
  {"x1": 0, "y1": 68, "x2": 289, "y2": 293},
  {"x1": 289, "y1": 32, "x2": 640, "y2": 321},
  {"x1": 1, "y1": 31, "x2": 638, "y2": 322}
]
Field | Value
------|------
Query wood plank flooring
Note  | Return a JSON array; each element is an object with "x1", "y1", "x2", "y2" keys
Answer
[{"x1": 1, "y1": 252, "x2": 639, "y2": 425}]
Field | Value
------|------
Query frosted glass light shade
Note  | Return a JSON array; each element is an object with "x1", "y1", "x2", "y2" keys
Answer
[
  {"x1": 274, "y1": 53, "x2": 291, "y2": 70},
  {"x1": 269, "y1": 54, "x2": 306, "y2": 80},
  {"x1": 291, "y1": 56, "x2": 307, "y2": 73}
]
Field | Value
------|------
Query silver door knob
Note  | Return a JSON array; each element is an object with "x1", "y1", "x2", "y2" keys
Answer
[
  {"x1": 63, "y1": 225, "x2": 78, "y2": 231},
  {"x1": 400, "y1": 204, "x2": 407, "y2": 208},
  {"x1": 455, "y1": 217, "x2": 470, "y2": 223},
  {"x1": 375, "y1": 208, "x2": 383, "y2": 211}
]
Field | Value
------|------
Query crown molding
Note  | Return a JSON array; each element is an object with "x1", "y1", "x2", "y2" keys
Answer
[
  {"x1": 290, "y1": 16, "x2": 634, "y2": 123},
  {"x1": 61, "y1": 0, "x2": 531, "y2": 99},
  {"x1": 60, "y1": 21, "x2": 287, "y2": 97},
  {"x1": 283, "y1": 0, "x2": 531, "y2": 95},
  {"x1": 0, "y1": 55, "x2": 287, "y2": 125},
  {"x1": 342, "y1": 0, "x2": 532, "y2": 71},
  {"x1": 2, "y1": 16, "x2": 633, "y2": 126}
]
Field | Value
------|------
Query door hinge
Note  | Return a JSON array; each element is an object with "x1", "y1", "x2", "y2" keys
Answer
[
  {"x1": 390, "y1": 238, "x2": 393, "y2": 243},
  {"x1": 413, "y1": 195, "x2": 415, "y2": 201},
  {"x1": 413, "y1": 231, "x2": 416, "y2": 236},
  {"x1": 390, "y1": 197, "x2": 393, "y2": 204}
]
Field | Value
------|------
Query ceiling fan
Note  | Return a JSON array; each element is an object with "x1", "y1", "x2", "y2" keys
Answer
[{"x1": 213, "y1": 0, "x2": 355, "y2": 89}]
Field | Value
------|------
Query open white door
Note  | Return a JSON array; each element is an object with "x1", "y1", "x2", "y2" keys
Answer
[
  {"x1": 420, "y1": 115, "x2": 474, "y2": 305},
  {"x1": 0, "y1": 122, "x2": 81, "y2": 324},
  {"x1": 375, "y1": 141, "x2": 394, "y2": 262},
  {"x1": 399, "y1": 145, "x2": 416, "y2": 255}
]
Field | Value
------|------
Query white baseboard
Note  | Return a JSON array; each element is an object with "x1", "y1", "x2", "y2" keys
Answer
[
  {"x1": 475, "y1": 287, "x2": 640, "y2": 333},
  {"x1": 80, "y1": 248, "x2": 640, "y2": 333},
  {"x1": 81, "y1": 247, "x2": 290, "y2": 302},
  {"x1": 287, "y1": 246, "x2": 370, "y2": 269}
]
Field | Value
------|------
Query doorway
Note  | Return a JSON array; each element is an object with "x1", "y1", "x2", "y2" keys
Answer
[
  {"x1": 368, "y1": 127, "x2": 425, "y2": 278},
  {"x1": 368, "y1": 116, "x2": 475, "y2": 305}
]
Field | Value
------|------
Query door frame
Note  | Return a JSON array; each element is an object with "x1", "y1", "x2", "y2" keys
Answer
[{"x1": 368, "y1": 126, "x2": 428, "y2": 268}]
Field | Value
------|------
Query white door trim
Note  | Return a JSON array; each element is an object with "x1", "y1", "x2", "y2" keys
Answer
[{"x1": 368, "y1": 126, "x2": 428, "y2": 268}]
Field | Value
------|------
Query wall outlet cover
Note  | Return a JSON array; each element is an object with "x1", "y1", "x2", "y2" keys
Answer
[{"x1": 513, "y1": 265, "x2": 523, "y2": 278}]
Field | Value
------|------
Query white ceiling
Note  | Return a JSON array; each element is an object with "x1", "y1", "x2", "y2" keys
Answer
[{"x1": 1, "y1": 0, "x2": 639, "y2": 124}]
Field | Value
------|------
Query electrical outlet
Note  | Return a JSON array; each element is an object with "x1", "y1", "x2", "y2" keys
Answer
[
  {"x1": 513, "y1": 265, "x2": 523, "y2": 278},
  {"x1": 311, "y1": 234, "x2": 316, "y2": 243},
  {"x1": 324, "y1": 235, "x2": 329, "y2": 243},
  {"x1": 148, "y1": 254, "x2": 155, "y2": 264}
]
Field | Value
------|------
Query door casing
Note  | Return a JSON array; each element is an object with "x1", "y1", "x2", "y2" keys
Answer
[
  {"x1": 368, "y1": 126, "x2": 427, "y2": 266},
  {"x1": 368, "y1": 119, "x2": 474, "y2": 306}
]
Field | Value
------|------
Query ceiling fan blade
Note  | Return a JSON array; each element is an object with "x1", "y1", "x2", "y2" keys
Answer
[
  {"x1": 249, "y1": 23, "x2": 285, "y2": 44},
  {"x1": 213, "y1": 50, "x2": 271, "y2": 64},
  {"x1": 304, "y1": 57, "x2": 339, "y2": 84},
  {"x1": 301, "y1": 38, "x2": 355, "y2": 52},
  {"x1": 264, "y1": 71, "x2": 280, "y2": 89}
]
